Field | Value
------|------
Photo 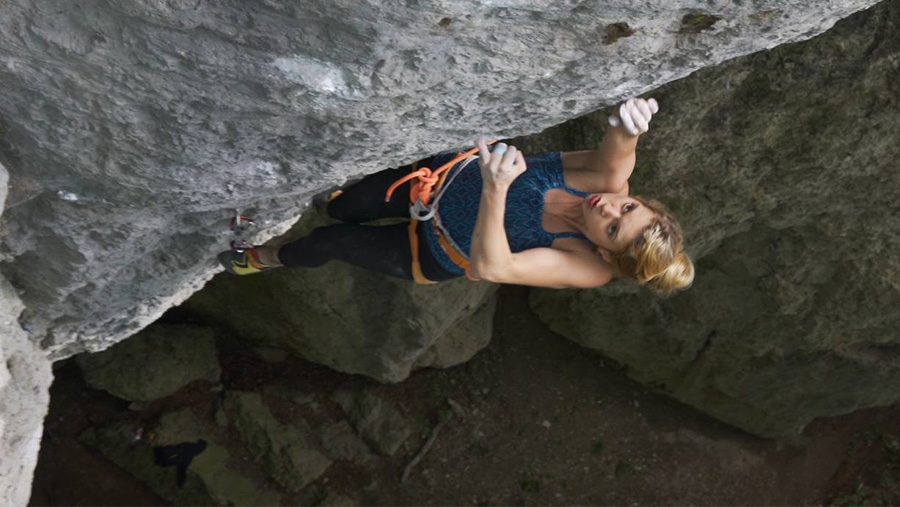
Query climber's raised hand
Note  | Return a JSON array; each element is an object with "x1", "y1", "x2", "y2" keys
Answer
[{"x1": 608, "y1": 97, "x2": 659, "y2": 136}]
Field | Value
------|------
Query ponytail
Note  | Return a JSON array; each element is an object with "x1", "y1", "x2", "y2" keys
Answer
[{"x1": 607, "y1": 198, "x2": 694, "y2": 296}]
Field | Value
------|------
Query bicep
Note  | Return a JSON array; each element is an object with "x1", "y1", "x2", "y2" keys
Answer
[
  {"x1": 562, "y1": 151, "x2": 631, "y2": 195},
  {"x1": 478, "y1": 247, "x2": 614, "y2": 289}
]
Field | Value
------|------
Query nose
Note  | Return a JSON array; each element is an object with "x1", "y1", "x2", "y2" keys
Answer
[{"x1": 598, "y1": 201, "x2": 621, "y2": 218}]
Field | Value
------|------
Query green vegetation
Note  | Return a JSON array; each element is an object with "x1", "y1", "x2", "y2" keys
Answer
[
  {"x1": 830, "y1": 485, "x2": 876, "y2": 507},
  {"x1": 520, "y1": 478, "x2": 541, "y2": 493},
  {"x1": 679, "y1": 13, "x2": 721, "y2": 34},
  {"x1": 615, "y1": 460, "x2": 637, "y2": 477},
  {"x1": 602, "y1": 23, "x2": 635, "y2": 45},
  {"x1": 829, "y1": 432, "x2": 900, "y2": 506}
]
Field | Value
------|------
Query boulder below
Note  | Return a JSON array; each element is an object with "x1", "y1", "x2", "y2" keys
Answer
[
  {"x1": 224, "y1": 391, "x2": 333, "y2": 491},
  {"x1": 80, "y1": 409, "x2": 280, "y2": 506},
  {"x1": 183, "y1": 208, "x2": 499, "y2": 383},
  {"x1": 333, "y1": 388, "x2": 412, "y2": 457},
  {"x1": 76, "y1": 324, "x2": 221, "y2": 402},
  {"x1": 526, "y1": 1, "x2": 900, "y2": 437}
]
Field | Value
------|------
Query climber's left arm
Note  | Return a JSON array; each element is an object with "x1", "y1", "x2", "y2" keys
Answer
[{"x1": 562, "y1": 97, "x2": 658, "y2": 194}]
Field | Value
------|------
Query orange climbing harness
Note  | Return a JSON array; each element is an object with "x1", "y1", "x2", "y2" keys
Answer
[{"x1": 385, "y1": 141, "x2": 496, "y2": 284}]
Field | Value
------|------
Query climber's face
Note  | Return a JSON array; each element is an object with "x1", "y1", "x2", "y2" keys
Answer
[{"x1": 582, "y1": 193, "x2": 655, "y2": 254}]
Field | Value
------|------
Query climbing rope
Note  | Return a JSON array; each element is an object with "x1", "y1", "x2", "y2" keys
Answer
[{"x1": 384, "y1": 140, "x2": 496, "y2": 219}]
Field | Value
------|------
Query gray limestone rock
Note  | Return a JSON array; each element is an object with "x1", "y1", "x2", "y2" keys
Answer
[
  {"x1": 0, "y1": 284, "x2": 53, "y2": 506},
  {"x1": 0, "y1": 161, "x2": 6, "y2": 213},
  {"x1": 0, "y1": 0, "x2": 888, "y2": 500},
  {"x1": 413, "y1": 291, "x2": 498, "y2": 370},
  {"x1": 333, "y1": 389, "x2": 411, "y2": 457},
  {"x1": 183, "y1": 208, "x2": 499, "y2": 384},
  {"x1": 0, "y1": 0, "x2": 880, "y2": 362},
  {"x1": 224, "y1": 390, "x2": 332, "y2": 491},
  {"x1": 526, "y1": 1, "x2": 900, "y2": 437},
  {"x1": 0, "y1": 162, "x2": 53, "y2": 507},
  {"x1": 76, "y1": 323, "x2": 221, "y2": 402}
]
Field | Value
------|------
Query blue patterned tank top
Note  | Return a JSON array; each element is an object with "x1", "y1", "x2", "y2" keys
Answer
[{"x1": 422, "y1": 151, "x2": 589, "y2": 276}]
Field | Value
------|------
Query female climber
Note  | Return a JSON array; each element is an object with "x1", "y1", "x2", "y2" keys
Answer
[{"x1": 219, "y1": 97, "x2": 694, "y2": 294}]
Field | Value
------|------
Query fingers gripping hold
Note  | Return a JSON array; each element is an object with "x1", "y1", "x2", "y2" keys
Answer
[
  {"x1": 608, "y1": 97, "x2": 658, "y2": 136},
  {"x1": 489, "y1": 143, "x2": 517, "y2": 172},
  {"x1": 631, "y1": 100, "x2": 651, "y2": 132},
  {"x1": 474, "y1": 137, "x2": 527, "y2": 187}
]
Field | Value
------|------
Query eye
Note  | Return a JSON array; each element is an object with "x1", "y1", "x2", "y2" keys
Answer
[
  {"x1": 623, "y1": 202, "x2": 636, "y2": 213},
  {"x1": 607, "y1": 223, "x2": 618, "y2": 237}
]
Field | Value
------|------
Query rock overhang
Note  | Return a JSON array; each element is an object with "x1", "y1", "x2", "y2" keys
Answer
[{"x1": 0, "y1": 0, "x2": 882, "y2": 357}]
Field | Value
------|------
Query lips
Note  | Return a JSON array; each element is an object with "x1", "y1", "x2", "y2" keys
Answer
[{"x1": 589, "y1": 195, "x2": 601, "y2": 209}]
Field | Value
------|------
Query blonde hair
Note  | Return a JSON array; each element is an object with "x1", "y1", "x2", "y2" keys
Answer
[{"x1": 606, "y1": 197, "x2": 694, "y2": 296}]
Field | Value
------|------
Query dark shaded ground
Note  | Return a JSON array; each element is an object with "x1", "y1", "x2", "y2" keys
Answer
[{"x1": 30, "y1": 286, "x2": 900, "y2": 506}]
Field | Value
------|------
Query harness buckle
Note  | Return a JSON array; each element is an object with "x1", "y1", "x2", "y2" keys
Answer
[{"x1": 409, "y1": 199, "x2": 436, "y2": 221}]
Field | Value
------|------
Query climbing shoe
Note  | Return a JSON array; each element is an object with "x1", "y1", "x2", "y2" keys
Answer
[{"x1": 217, "y1": 247, "x2": 276, "y2": 276}]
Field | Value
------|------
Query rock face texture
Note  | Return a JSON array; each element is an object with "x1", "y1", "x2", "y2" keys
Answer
[
  {"x1": 0, "y1": 163, "x2": 54, "y2": 507},
  {"x1": 0, "y1": 0, "x2": 887, "y2": 501},
  {"x1": 526, "y1": 0, "x2": 900, "y2": 437},
  {"x1": 224, "y1": 391, "x2": 332, "y2": 491},
  {"x1": 333, "y1": 389, "x2": 412, "y2": 457},
  {"x1": 0, "y1": 0, "x2": 881, "y2": 359}
]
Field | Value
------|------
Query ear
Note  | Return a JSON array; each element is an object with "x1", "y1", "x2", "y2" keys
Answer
[{"x1": 598, "y1": 247, "x2": 613, "y2": 264}]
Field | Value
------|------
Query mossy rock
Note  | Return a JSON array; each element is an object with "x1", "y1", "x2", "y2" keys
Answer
[{"x1": 77, "y1": 324, "x2": 220, "y2": 402}]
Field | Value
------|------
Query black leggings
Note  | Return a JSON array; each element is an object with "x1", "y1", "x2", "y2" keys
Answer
[{"x1": 276, "y1": 158, "x2": 458, "y2": 282}]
